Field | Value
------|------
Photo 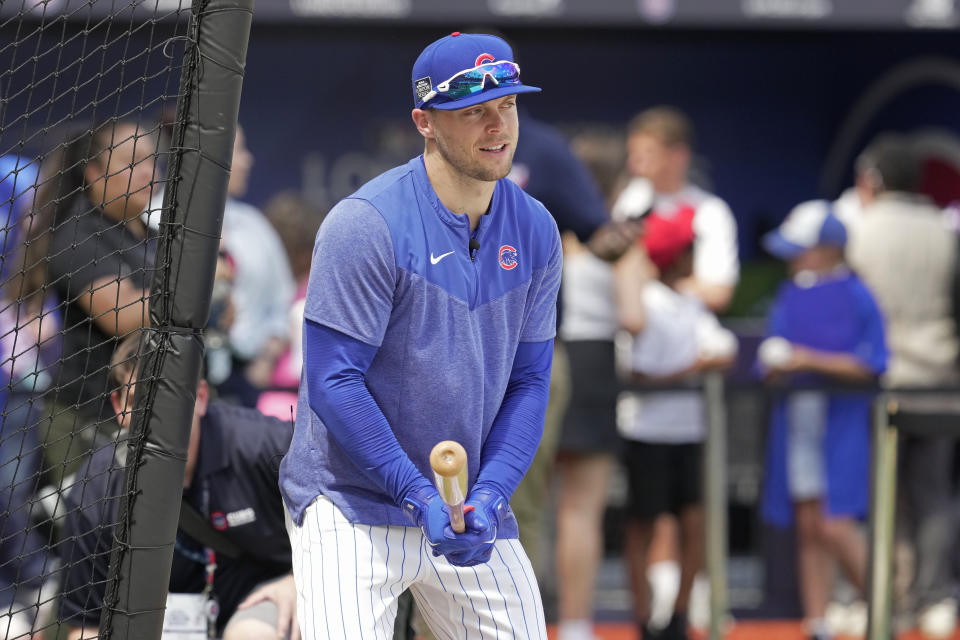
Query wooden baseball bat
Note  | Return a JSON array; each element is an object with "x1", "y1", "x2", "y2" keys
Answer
[{"x1": 430, "y1": 440, "x2": 468, "y2": 534}]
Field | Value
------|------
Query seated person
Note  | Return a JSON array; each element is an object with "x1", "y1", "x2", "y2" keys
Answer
[{"x1": 57, "y1": 332, "x2": 299, "y2": 640}]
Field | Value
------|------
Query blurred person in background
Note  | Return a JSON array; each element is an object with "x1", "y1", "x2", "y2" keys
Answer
[
  {"x1": 256, "y1": 192, "x2": 325, "y2": 420},
  {"x1": 757, "y1": 201, "x2": 887, "y2": 640},
  {"x1": 611, "y1": 105, "x2": 740, "y2": 629},
  {"x1": 58, "y1": 333, "x2": 298, "y2": 640},
  {"x1": 614, "y1": 209, "x2": 737, "y2": 640},
  {"x1": 0, "y1": 154, "x2": 55, "y2": 636},
  {"x1": 613, "y1": 106, "x2": 739, "y2": 313},
  {"x1": 548, "y1": 127, "x2": 631, "y2": 640},
  {"x1": 12, "y1": 120, "x2": 157, "y2": 487},
  {"x1": 1, "y1": 155, "x2": 39, "y2": 281},
  {"x1": 845, "y1": 134, "x2": 960, "y2": 639},
  {"x1": 217, "y1": 125, "x2": 296, "y2": 407},
  {"x1": 204, "y1": 242, "x2": 238, "y2": 388},
  {"x1": 506, "y1": 113, "x2": 640, "y2": 582}
]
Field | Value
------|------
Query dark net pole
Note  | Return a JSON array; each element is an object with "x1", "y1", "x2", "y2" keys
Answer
[{"x1": 99, "y1": 0, "x2": 254, "y2": 636}]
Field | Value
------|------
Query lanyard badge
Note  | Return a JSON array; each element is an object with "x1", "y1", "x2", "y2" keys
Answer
[{"x1": 162, "y1": 590, "x2": 218, "y2": 640}]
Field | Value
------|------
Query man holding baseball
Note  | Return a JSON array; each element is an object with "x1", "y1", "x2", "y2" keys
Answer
[{"x1": 279, "y1": 32, "x2": 561, "y2": 638}]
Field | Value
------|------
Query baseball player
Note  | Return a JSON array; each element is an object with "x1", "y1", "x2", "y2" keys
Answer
[{"x1": 279, "y1": 32, "x2": 561, "y2": 638}]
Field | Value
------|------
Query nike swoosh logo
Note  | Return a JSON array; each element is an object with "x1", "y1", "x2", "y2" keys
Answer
[{"x1": 430, "y1": 250, "x2": 455, "y2": 265}]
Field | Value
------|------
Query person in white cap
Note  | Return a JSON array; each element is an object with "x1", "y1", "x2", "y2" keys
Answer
[{"x1": 758, "y1": 200, "x2": 888, "y2": 640}]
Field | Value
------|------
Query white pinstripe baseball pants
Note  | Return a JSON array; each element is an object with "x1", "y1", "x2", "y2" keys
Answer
[{"x1": 286, "y1": 495, "x2": 547, "y2": 640}]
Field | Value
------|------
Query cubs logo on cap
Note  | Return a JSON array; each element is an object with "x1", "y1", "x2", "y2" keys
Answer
[{"x1": 412, "y1": 32, "x2": 541, "y2": 111}]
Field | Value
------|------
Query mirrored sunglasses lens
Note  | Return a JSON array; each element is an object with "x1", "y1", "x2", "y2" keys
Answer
[{"x1": 444, "y1": 62, "x2": 520, "y2": 98}]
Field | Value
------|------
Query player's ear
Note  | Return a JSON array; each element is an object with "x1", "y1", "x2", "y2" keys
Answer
[
  {"x1": 84, "y1": 158, "x2": 107, "y2": 195},
  {"x1": 411, "y1": 108, "x2": 435, "y2": 140},
  {"x1": 110, "y1": 390, "x2": 123, "y2": 417},
  {"x1": 194, "y1": 379, "x2": 210, "y2": 417}
]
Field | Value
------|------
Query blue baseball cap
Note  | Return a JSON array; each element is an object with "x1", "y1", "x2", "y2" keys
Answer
[
  {"x1": 412, "y1": 32, "x2": 541, "y2": 111},
  {"x1": 762, "y1": 199, "x2": 847, "y2": 260}
]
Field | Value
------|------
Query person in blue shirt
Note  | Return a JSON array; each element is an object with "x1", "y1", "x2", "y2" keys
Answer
[
  {"x1": 0, "y1": 154, "x2": 39, "y2": 280},
  {"x1": 279, "y1": 32, "x2": 561, "y2": 638},
  {"x1": 510, "y1": 115, "x2": 627, "y2": 254},
  {"x1": 0, "y1": 154, "x2": 52, "y2": 634},
  {"x1": 758, "y1": 200, "x2": 888, "y2": 640}
]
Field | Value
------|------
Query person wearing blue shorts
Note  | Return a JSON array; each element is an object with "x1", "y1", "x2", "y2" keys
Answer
[
  {"x1": 759, "y1": 200, "x2": 888, "y2": 640},
  {"x1": 279, "y1": 32, "x2": 561, "y2": 639}
]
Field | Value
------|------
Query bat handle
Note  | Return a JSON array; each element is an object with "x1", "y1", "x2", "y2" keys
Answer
[{"x1": 448, "y1": 502, "x2": 466, "y2": 533}]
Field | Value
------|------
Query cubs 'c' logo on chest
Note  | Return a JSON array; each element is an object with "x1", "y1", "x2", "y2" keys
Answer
[
  {"x1": 475, "y1": 53, "x2": 496, "y2": 66},
  {"x1": 498, "y1": 245, "x2": 518, "y2": 270}
]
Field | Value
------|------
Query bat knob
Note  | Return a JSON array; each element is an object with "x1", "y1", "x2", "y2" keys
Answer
[{"x1": 430, "y1": 440, "x2": 467, "y2": 478}]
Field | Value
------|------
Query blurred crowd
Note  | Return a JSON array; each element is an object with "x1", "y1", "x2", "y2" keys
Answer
[
  {"x1": 2, "y1": 101, "x2": 960, "y2": 640},
  {"x1": 532, "y1": 108, "x2": 960, "y2": 640}
]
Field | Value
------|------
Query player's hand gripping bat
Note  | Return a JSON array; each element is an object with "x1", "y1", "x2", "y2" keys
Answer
[{"x1": 429, "y1": 440, "x2": 470, "y2": 534}]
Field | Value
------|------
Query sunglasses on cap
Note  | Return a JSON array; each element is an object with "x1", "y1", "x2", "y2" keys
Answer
[{"x1": 421, "y1": 60, "x2": 521, "y2": 105}]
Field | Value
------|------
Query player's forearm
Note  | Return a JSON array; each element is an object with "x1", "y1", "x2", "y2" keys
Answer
[
  {"x1": 586, "y1": 220, "x2": 643, "y2": 263},
  {"x1": 476, "y1": 340, "x2": 553, "y2": 499},
  {"x1": 792, "y1": 346, "x2": 877, "y2": 383},
  {"x1": 66, "y1": 624, "x2": 98, "y2": 640},
  {"x1": 614, "y1": 245, "x2": 653, "y2": 334},
  {"x1": 305, "y1": 320, "x2": 430, "y2": 502},
  {"x1": 676, "y1": 277, "x2": 734, "y2": 313},
  {"x1": 79, "y1": 277, "x2": 149, "y2": 337},
  {"x1": 632, "y1": 355, "x2": 733, "y2": 386}
]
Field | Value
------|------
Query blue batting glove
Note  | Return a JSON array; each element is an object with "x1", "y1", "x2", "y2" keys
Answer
[
  {"x1": 464, "y1": 485, "x2": 509, "y2": 535},
  {"x1": 400, "y1": 484, "x2": 477, "y2": 558},
  {"x1": 445, "y1": 486, "x2": 509, "y2": 566},
  {"x1": 445, "y1": 547, "x2": 493, "y2": 567}
]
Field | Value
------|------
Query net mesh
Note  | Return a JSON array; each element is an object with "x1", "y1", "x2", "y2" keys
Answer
[{"x1": 0, "y1": 1, "x2": 192, "y2": 636}]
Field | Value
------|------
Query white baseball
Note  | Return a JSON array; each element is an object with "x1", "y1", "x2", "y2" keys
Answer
[
  {"x1": 698, "y1": 327, "x2": 738, "y2": 360},
  {"x1": 758, "y1": 336, "x2": 793, "y2": 369}
]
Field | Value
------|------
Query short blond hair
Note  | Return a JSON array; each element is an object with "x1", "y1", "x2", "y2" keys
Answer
[{"x1": 627, "y1": 106, "x2": 695, "y2": 149}]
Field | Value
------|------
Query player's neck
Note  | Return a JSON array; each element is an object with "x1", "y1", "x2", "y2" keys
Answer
[
  {"x1": 653, "y1": 175, "x2": 686, "y2": 195},
  {"x1": 424, "y1": 150, "x2": 495, "y2": 231}
]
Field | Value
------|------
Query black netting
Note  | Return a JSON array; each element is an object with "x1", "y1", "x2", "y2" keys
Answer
[{"x1": 0, "y1": 2, "x2": 193, "y2": 637}]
